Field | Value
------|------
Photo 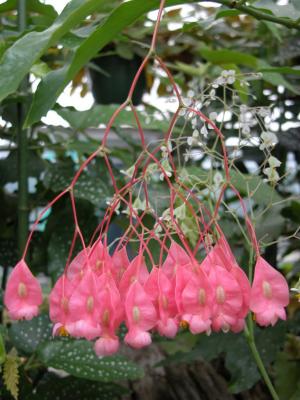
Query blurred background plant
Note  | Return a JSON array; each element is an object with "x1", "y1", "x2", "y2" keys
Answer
[{"x1": 0, "y1": 0, "x2": 299, "y2": 399}]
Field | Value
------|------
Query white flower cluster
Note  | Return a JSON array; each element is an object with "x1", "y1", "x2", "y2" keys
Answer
[
  {"x1": 259, "y1": 131, "x2": 278, "y2": 151},
  {"x1": 212, "y1": 70, "x2": 236, "y2": 88},
  {"x1": 263, "y1": 155, "x2": 281, "y2": 183},
  {"x1": 239, "y1": 105, "x2": 256, "y2": 136}
]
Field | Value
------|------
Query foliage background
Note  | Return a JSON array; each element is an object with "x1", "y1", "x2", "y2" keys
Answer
[{"x1": 0, "y1": 0, "x2": 299, "y2": 399}]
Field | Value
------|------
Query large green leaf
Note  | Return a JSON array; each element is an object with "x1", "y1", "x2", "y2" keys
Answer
[
  {"x1": 0, "y1": 0, "x2": 57, "y2": 19},
  {"x1": 37, "y1": 339, "x2": 144, "y2": 382},
  {"x1": 24, "y1": 0, "x2": 197, "y2": 127},
  {"x1": 159, "y1": 324, "x2": 286, "y2": 394},
  {"x1": 0, "y1": 0, "x2": 107, "y2": 102},
  {"x1": 9, "y1": 314, "x2": 52, "y2": 354},
  {"x1": 27, "y1": 373, "x2": 128, "y2": 400}
]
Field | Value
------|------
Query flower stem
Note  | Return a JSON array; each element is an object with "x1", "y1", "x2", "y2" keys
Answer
[{"x1": 244, "y1": 323, "x2": 279, "y2": 400}]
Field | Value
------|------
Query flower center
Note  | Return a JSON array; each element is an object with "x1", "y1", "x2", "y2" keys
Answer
[
  {"x1": 133, "y1": 306, "x2": 140, "y2": 323},
  {"x1": 86, "y1": 296, "x2": 94, "y2": 312},
  {"x1": 18, "y1": 282, "x2": 27, "y2": 298},
  {"x1": 102, "y1": 309, "x2": 110, "y2": 326},
  {"x1": 96, "y1": 260, "x2": 103, "y2": 270},
  {"x1": 262, "y1": 281, "x2": 272, "y2": 299},
  {"x1": 61, "y1": 297, "x2": 69, "y2": 312},
  {"x1": 198, "y1": 288, "x2": 206, "y2": 305},
  {"x1": 216, "y1": 286, "x2": 226, "y2": 304},
  {"x1": 161, "y1": 295, "x2": 168, "y2": 309}
]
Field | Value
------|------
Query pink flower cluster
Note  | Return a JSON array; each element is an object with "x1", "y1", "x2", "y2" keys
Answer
[{"x1": 4, "y1": 236, "x2": 289, "y2": 357}]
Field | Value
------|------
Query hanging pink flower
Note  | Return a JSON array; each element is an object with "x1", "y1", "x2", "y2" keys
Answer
[
  {"x1": 4, "y1": 260, "x2": 43, "y2": 320},
  {"x1": 94, "y1": 273, "x2": 123, "y2": 357},
  {"x1": 89, "y1": 241, "x2": 112, "y2": 276},
  {"x1": 124, "y1": 281, "x2": 157, "y2": 348},
  {"x1": 66, "y1": 247, "x2": 90, "y2": 281},
  {"x1": 67, "y1": 269, "x2": 101, "y2": 340},
  {"x1": 250, "y1": 257, "x2": 289, "y2": 326},
  {"x1": 208, "y1": 264, "x2": 243, "y2": 332},
  {"x1": 112, "y1": 246, "x2": 130, "y2": 282},
  {"x1": 119, "y1": 253, "x2": 149, "y2": 298},
  {"x1": 162, "y1": 241, "x2": 191, "y2": 280},
  {"x1": 145, "y1": 267, "x2": 178, "y2": 338},
  {"x1": 181, "y1": 266, "x2": 213, "y2": 334},
  {"x1": 49, "y1": 274, "x2": 78, "y2": 335}
]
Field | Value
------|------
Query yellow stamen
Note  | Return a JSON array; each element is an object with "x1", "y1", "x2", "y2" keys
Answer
[
  {"x1": 216, "y1": 286, "x2": 226, "y2": 304},
  {"x1": 133, "y1": 306, "x2": 140, "y2": 323},
  {"x1": 262, "y1": 281, "x2": 272, "y2": 299},
  {"x1": 58, "y1": 326, "x2": 70, "y2": 337},
  {"x1": 180, "y1": 320, "x2": 189, "y2": 329},
  {"x1": 198, "y1": 288, "x2": 206, "y2": 305},
  {"x1": 18, "y1": 282, "x2": 27, "y2": 298},
  {"x1": 102, "y1": 309, "x2": 110, "y2": 326},
  {"x1": 86, "y1": 296, "x2": 94, "y2": 312}
]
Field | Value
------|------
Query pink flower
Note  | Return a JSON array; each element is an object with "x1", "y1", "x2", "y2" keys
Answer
[
  {"x1": 112, "y1": 246, "x2": 130, "y2": 282},
  {"x1": 67, "y1": 269, "x2": 101, "y2": 340},
  {"x1": 181, "y1": 266, "x2": 213, "y2": 334},
  {"x1": 119, "y1": 253, "x2": 149, "y2": 298},
  {"x1": 145, "y1": 267, "x2": 178, "y2": 338},
  {"x1": 162, "y1": 241, "x2": 191, "y2": 279},
  {"x1": 94, "y1": 336, "x2": 119, "y2": 357},
  {"x1": 49, "y1": 274, "x2": 78, "y2": 331},
  {"x1": 94, "y1": 273, "x2": 123, "y2": 356},
  {"x1": 124, "y1": 281, "x2": 157, "y2": 348},
  {"x1": 4, "y1": 260, "x2": 42, "y2": 320},
  {"x1": 66, "y1": 248, "x2": 90, "y2": 281},
  {"x1": 174, "y1": 263, "x2": 193, "y2": 315},
  {"x1": 89, "y1": 241, "x2": 112, "y2": 276},
  {"x1": 208, "y1": 264, "x2": 243, "y2": 332},
  {"x1": 250, "y1": 257, "x2": 289, "y2": 326}
]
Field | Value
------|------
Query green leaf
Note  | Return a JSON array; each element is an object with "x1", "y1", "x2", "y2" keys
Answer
[
  {"x1": 159, "y1": 324, "x2": 286, "y2": 394},
  {"x1": 274, "y1": 352, "x2": 300, "y2": 400},
  {"x1": 24, "y1": 0, "x2": 200, "y2": 126},
  {"x1": 258, "y1": 66, "x2": 300, "y2": 76},
  {"x1": 9, "y1": 315, "x2": 52, "y2": 354},
  {"x1": 215, "y1": 9, "x2": 243, "y2": 19},
  {"x1": 3, "y1": 351, "x2": 19, "y2": 400},
  {"x1": 27, "y1": 373, "x2": 129, "y2": 400},
  {"x1": 229, "y1": 169, "x2": 282, "y2": 206},
  {"x1": 200, "y1": 48, "x2": 258, "y2": 68},
  {"x1": 0, "y1": 150, "x2": 44, "y2": 184},
  {"x1": 37, "y1": 339, "x2": 144, "y2": 382},
  {"x1": 43, "y1": 162, "x2": 111, "y2": 206},
  {"x1": 0, "y1": 332, "x2": 6, "y2": 365},
  {"x1": 0, "y1": 0, "x2": 57, "y2": 20},
  {"x1": 0, "y1": 0, "x2": 108, "y2": 102},
  {"x1": 56, "y1": 104, "x2": 169, "y2": 132}
]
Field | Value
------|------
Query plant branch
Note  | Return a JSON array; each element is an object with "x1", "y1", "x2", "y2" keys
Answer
[{"x1": 210, "y1": 0, "x2": 300, "y2": 30}]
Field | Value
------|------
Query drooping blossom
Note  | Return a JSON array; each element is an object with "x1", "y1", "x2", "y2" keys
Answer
[
  {"x1": 250, "y1": 257, "x2": 289, "y2": 326},
  {"x1": 66, "y1": 247, "x2": 90, "y2": 281},
  {"x1": 49, "y1": 273, "x2": 78, "y2": 336},
  {"x1": 112, "y1": 246, "x2": 130, "y2": 282},
  {"x1": 89, "y1": 241, "x2": 112, "y2": 277},
  {"x1": 119, "y1": 252, "x2": 149, "y2": 298},
  {"x1": 67, "y1": 269, "x2": 101, "y2": 340},
  {"x1": 162, "y1": 241, "x2": 191, "y2": 280},
  {"x1": 208, "y1": 264, "x2": 243, "y2": 332},
  {"x1": 94, "y1": 273, "x2": 123, "y2": 357},
  {"x1": 145, "y1": 267, "x2": 178, "y2": 338},
  {"x1": 4, "y1": 260, "x2": 42, "y2": 320},
  {"x1": 124, "y1": 281, "x2": 157, "y2": 348},
  {"x1": 181, "y1": 265, "x2": 213, "y2": 334}
]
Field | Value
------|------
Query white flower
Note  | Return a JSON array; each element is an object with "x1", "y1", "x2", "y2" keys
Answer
[
  {"x1": 242, "y1": 124, "x2": 250, "y2": 135},
  {"x1": 209, "y1": 89, "x2": 216, "y2": 100},
  {"x1": 200, "y1": 124, "x2": 208, "y2": 137},
  {"x1": 263, "y1": 167, "x2": 280, "y2": 182},
  {"x1": 191, "y1": 117, "x2": 197, "y2": 127},
  {"x1": 213, "y1": 172, "x2": 223, "y2": 187},
  {"x1": 187, "y1": 137, "x2": 194, "y2": 146},
  {"x1": 209, "y1": 112, "x2": 218, "y2": 121},
  {"x1": 259, "y1": 131, "x2": 278, "y2": 150},
  {"x1": 268, "y1": 156, "x2": 281, "y2": 168},
  {"x1": 221, "y1": 69, "x2": 236, "y2": 84},
  {"x1": 192, "y1": 129, "x2": 199, "y2": 138}
]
